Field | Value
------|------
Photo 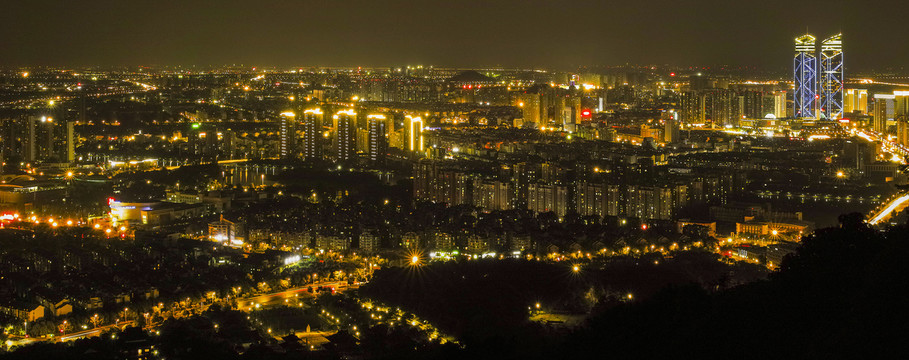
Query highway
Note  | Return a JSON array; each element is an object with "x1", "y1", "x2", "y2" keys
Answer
[{"x1": 868, "y1": 193, "x2": 909, "y2": 225}]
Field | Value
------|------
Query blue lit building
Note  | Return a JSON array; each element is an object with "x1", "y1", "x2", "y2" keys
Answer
[
  {"x1": 820, "y1": 34, "x2": 844, "y2": 119},
  {"x1": 794, "y1": 34, "x2": 818, "y2": 119}
]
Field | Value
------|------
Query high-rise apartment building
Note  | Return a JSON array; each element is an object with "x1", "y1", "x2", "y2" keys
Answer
[
  {"x1": 302, "y1": 109, "x2": 324, "y2": 161},
  {"x1": 279, "y1": 111, "x2": 296, "y2": 159},
  {"x1": 680, "y1": 91, "x2": 705, "y2": 124},
  {"x1": 895, "y1": 91, "x2": 909, "y2": 147},
  {"x1": 664, "y1": 111, "x2": 680, "y2": 143},
  {"x1": 680, "y1": 89, "x2": 734, "y2": 125},
  {"x1": 762, "y1": 91, "x2": 788, "y2": 119},
  {"x1": 516, "y1": 92, "x2": 541, "y2": 127},
  {"x1": 66, "y1": 121, "x2": 75, "y2": 163},
  {"x1": 527, "y1": 183, "x2": 569, "y2": 217},
  {"x1": 407, "y1": 115, "x2": 424, "y2": 154},
  {"x1": 873, "y1": 94, "x2": 895, "y2": 134},
  {"x1": 794, "y1": 34, "x2": 818, "y2": 119},
  {"x1": 367, "y1": 114, "x2": 388, "y2": 163},
  {"x1": 9, "y1": 111, "x2": 78, "y2": 164},
  {"x1": 333, "y1": 110, "x2": 357, "y2": 162}
]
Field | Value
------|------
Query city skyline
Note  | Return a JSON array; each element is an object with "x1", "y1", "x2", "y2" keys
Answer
[
  {"x1": 2, "y1": 1, "x2": 909, "y2": 358},
  {"x1": 2, "y1": 0, "x2": 908, "y2": 72}
]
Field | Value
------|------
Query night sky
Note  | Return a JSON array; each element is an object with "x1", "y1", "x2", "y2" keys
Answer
[{"x1": 1, "y1": 0, "x2": 905, "y2": 72}]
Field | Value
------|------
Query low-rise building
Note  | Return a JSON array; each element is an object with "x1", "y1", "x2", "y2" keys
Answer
[{"x1": 0, "y1": 302, "x2": 45, "y2": 321}]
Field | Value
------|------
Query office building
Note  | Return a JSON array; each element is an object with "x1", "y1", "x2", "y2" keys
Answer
[
  {"x1": 845, "y1": 89, "x2": 868, "y2": 115},
  {"x1": 819, "y1": 34, "x2": 844, "y2": 119},
  {"x1": 794, "y1": 34, "x2": 818, "y2": 118}
]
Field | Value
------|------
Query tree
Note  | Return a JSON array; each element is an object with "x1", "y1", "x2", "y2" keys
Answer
[
  {"x1": 118, "y1": 308, "x2": 135, "y2": 322},
  {"x1": 90, "y1": 314, "x2": 103, "y2": 328},
  {"x1": 257, "y1": 282, "x2": 272, "y2": 294},
  {"x1": 57, "y1": 320, "x2": 72, "y2": 336}
]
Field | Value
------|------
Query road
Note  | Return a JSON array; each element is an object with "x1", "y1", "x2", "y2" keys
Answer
[
  {"x1": 241, "y1": 282, "x2": 356, "y2": 309},
  {"x1": 57, "y1": 321, "x2": 135, "y2": 343},
  {"x1": 25, "y1": 282, "x2": 355, "y2": 346},
  {"x1": 868, "y1": 193, "x2": 909, "y2": 225},
  {"x1": 850, "y1": 128, "x2": 909, "y2": 224},
  {"x1": 852, "y1": 128, "x2": 909, "y2": 162}
]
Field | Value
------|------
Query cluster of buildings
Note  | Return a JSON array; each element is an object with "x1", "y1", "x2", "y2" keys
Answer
[
  {"x1": 0, "y1": 114, "x2": 76, "y2": 169},
  {"x1": 412, "y1": 159, "x2": 744, "y2": 220},
  {"x1": 277, "y1": 105, "x2": 434, "y2": 164},
  {"x1": 871, "y1": 91, "x2": 909, "y2": 147},
  {"x1": 672, "y1": 34, "x2": 843, "y2": 128}
]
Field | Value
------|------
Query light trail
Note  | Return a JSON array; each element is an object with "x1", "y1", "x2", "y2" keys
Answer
[
  {"x1": 58, "y1": 329, "x2": 101, "y2": 342},
  {"x1": 869, "y1": 194, "x2": 909, "y2": 225}
]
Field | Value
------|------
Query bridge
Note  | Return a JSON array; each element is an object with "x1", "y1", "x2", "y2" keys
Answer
[
  {"x1": 163, "y1": 157, "x2": 271, "y2": 170},
  {"x1": 868, "y1": 192, "x2": 909, "y2": 225}
]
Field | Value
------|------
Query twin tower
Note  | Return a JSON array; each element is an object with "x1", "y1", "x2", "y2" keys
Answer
[{"x1": 794, "y1": 33, "x2": 844, "y2": 120}]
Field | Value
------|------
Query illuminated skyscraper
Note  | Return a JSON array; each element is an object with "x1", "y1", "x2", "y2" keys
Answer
[
  {"x1": 333, "y1": 110, "x2": 357, "y2": 162},
  {"x1": 66, "y1": 121, "x2": 75, "y2": 163},
  {"x1": 896, "y1": 91, "x2": 909, "y2": 147},
  {"x1": 367, "y1": 114, "x2": 388, "y2": 163},
  {"x1": 873, "y1": 94, "x2": 895, "y2": 134},
  {"x1": 1, "y1": 115, "x2": 60, "y2": 164},
  {"x1": 664, "y1": 111, "x2": 680, "y2": 144},
  {"x1": 302, "y1": 109, "x2": 323, "y2": 161},
  {"x1": 820, "y1": 34, "x2": 844, "y2": 119},
  {"x1": 516, "y1": 92, "x2": 541, "y2": 127},
  {"x1": 762, "y1": 91, "x2": 788, "y2": 119},
  {"x1": 794, "y1": 34, "x2": 818, "y2": 118},
  {"x1": 279, "y1": 111, "x2": 296, "y2": 159},
  {"x1": 407, "y1": 115, "x2": 424, "y2": 154},
  {"x1": 844, "y1": 89, "x2": 868, "y2": 115}
]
